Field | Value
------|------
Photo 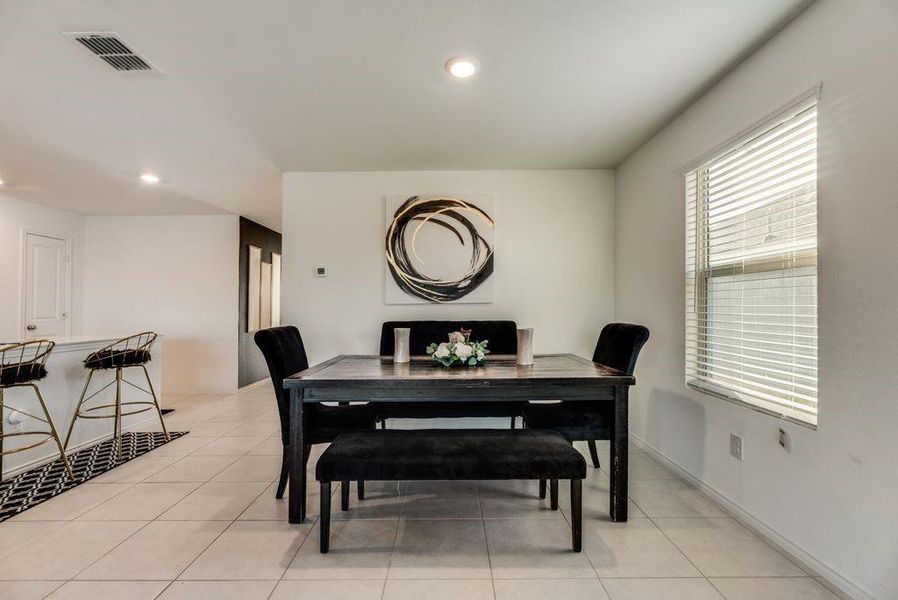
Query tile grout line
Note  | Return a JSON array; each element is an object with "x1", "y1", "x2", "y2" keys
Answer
[
  {"x1": 266, "y1": 452, "x2": 334, "y2": 596},
  {"x1": 6, "y1": 408, "x2": 217, "y2": 597},
  {"x1": 647, "y1": 511, "x2": 813, "y2": 578},
  {"x1": 1, "y1": 477, "x2": 138, "y2": 549},
  {"x1": 643, "y1": 509, "x2": 714, "y2": 579},
  {"x1": 380, "y1": 488, "x2": 406, "y2": 600},
  {"x1": 152, "y1": 579, "x2": 175, "y2": 599},
  {"x1": 477, "y1": 483, "x2": 499, "y2": 600},
  {"x1": 584, "y1": 443, "x2": 722, "y2": 596},
  {"x1": 574, "y1": 460, "x2": 614, "y2": 598},
  {"x1": 62, "y1": 421, "x2": 265, "y2": 592},
  {"x1": 706, "y1": 577, "x2": 729, "y2": 599},
  {"x1": 627, "y1": 446, "x2": 821, "y2": 579},
  {"x1": 60, "y1": 446, "x2": 218, "y2": 581},
  {"x1": 8, "y1": 400, "x2": 828, "y2": 597}
]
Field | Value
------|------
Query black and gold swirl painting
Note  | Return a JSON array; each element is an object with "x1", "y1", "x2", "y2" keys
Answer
[{"x1": 385, "y1": 195, "x2": 495, "y2": 303}]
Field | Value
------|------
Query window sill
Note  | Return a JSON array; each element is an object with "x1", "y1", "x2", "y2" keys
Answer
[{"x1": 686, "y1": 381, "x2": 817, "y2": 430}]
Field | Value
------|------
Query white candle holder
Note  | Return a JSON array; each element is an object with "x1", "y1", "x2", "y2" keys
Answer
[
  {"x1": 393, "y1": 328, "x2": 411, "y2": 364},
  {"x1": 516, "y1": 328, "x2": 534, "y2": 366}
]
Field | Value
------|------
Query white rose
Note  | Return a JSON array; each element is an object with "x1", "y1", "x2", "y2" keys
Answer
[
  {"x1": 449, "y1": 331, "x2": 466, "y2": 344},
  {"x1": 454, "y1": 342, "x2": 473, "y2": 361},
  {"x1": 434, "y1": 342, "x2": 451, "y2": 358}
]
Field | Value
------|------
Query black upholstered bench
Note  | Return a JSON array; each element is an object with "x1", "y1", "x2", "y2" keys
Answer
[{"x1": 316, "y1": 429, "x2": 587, "y2": 553}]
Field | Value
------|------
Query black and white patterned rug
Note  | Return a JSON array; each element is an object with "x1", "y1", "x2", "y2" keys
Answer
[{"x1": 0, "y1": 431, "x2": 187, "y2": 522}]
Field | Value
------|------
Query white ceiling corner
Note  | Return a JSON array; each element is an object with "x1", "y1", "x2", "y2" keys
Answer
[{"x1": 0, "y1": 0, "x2": 811, "y2": 230}]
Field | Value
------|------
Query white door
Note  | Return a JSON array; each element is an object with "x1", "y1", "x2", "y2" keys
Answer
[{"x1": 23, "y1": 233, "x2": 70, "y2": 339}]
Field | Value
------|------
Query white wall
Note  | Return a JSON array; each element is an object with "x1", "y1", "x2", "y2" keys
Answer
[
  {"x1": 83, "y1": 215, "x2": 240, "y2": 393},
  {"x1": 282, "y1": 170, "x2": 615, "y2": 364},
  {"x1": 614, "y1": 1, "x2": 898, "y2": 598},
  {"x1": 0, "y1": 193, "x2": 85, "y2": 339}
]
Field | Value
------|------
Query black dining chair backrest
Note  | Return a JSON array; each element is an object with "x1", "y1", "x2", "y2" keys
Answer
[
  {"x1": 592, "y1": 323, "x2": 650, "y2": 375},
  {"x1": 379, "y1": 320, "x2": 518, "y2": 356},
  {"x1": 254, "y1": 326, "x2": 310, "y2": 444}
]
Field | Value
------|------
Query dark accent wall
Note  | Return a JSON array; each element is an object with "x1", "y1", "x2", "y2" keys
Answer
[{"x1": 238, "y1": 217, "x2": 282, "y2": 388}]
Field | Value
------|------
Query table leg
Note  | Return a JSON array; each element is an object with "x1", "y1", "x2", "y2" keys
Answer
[
  {"x1": 609, "y1": 385, "x2": 629, "y2": 522},
  {"x1": 288, "y1": 388, "x2": 306, "y2": 524},
  {"x1": 571, "y1": 479, "x2": 582, "y2": 552}
]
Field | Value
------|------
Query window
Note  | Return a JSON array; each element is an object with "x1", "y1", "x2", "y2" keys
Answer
[{"x1": 685, "y1": 92, "x2": 818, "y2": 426}]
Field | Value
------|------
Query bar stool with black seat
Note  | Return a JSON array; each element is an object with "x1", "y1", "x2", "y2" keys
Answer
[
  {"x1": 0, "y1": 340, "x2": 74, "y2": 481},
  {"x1": 63, "y1": 332, "x2": 168, "y2": 459},
  {"x1": 523, "y1": 323, "x2": 649, "y2": 502},
  {"x1": 254, "y1": 325, "x2": 376, "y2": 519}
]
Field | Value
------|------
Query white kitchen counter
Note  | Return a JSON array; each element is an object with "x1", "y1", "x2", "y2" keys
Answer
[{"x1": 1, "y1": 334, "x2": 165, "y2": 478}]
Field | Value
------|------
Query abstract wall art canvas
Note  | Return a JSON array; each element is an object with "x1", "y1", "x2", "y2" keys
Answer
[
  {"x1": 247, "y1": 245, "x2": 262, "y2": 331},
  {"x1": 271, "y1": 252, "x2": 282, "y2": 327},
  {"x1": 246, "y1": 245, "x2": 281, "y2": 332},
  {"x1": 385, "y1": 194, "x2": 495, "y2": 304}
]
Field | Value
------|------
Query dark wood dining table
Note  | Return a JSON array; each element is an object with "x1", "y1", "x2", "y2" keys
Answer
[{"x1": 283, "y1": 353, "x2": 635, "y2": 524}]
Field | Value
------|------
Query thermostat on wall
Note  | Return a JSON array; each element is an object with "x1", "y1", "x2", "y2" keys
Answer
[{"x1": 316, "y1": 266, "x2": 328, "y2": 277}]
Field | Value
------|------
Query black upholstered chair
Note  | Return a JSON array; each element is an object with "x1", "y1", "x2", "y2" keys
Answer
[
  {"x1": 377, "y1": 320, "x2": 522, "y2": 427},
  {"x1": 523, "y1": 323, "x2": 649, "y2": 471},
  {"x1": 254, "y1": 326, "x2": 376, "y2": 508}
]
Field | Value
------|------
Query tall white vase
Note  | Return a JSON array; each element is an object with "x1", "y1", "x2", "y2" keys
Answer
[
  {"x1": 516, "y1": 328, "x2": 534, "y2": 366},
  {"x1": 394, "y1": 328, "x2": 411, "y2": 363}
]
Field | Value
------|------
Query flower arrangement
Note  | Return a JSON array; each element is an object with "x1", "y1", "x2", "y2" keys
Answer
[{"x1": 426, "y1": 329, "x2": 490, "y2": 367}]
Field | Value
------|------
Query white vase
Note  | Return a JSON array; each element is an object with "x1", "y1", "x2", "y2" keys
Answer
[
  {"x1": 394, "y1": 328, "x2": 411, "y2": 364},
  {"x1": 516, "y1": 328, "x2": 534, "y2": 366}
]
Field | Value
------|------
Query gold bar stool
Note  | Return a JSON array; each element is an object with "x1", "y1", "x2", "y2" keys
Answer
[
  {"x1": 63, "y1": 332, "x2": 169, "y2": 459},
  {"x1": 0, "y1": 340, "x2": 74, "y2": 481}
]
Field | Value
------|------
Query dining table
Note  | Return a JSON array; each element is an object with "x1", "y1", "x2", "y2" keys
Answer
[{"x1": 283, "y1": 353, "x2": 635, "y2": 524}]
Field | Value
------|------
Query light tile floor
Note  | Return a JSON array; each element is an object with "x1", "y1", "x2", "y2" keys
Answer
[{"x1": 0, "y1": 384, "x2": 844, "y2": 600}]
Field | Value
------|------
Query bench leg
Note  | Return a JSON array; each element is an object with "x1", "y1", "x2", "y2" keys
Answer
[
  {"x1": 550, "y1": 479, "x2": 559, "y2": 510},
  {"x1": 588, "y1": 440, "x2": 601, "y2": 469},
  {"x1": 357, "y1": 480, "x2": 365, "y2": 500},
  {"x1": 539, "y1": 479, "x2": 547, "y2": 499},
  {"x1": 510, "y1": 416, "x2": 517, "y2": 429},
  {"x1": 571, "y1": 479, "x2": 582, "y2": 552},
  {"x1": 320, "y1": 482, "x2": 331, "y2": 553},
  {"x1": 341, "y1": 480, "x2": 350, "y2": 511}
]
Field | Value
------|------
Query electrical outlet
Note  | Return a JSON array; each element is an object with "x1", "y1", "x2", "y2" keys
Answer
[
  {"x1": 730, "y1": 433, "x2": 743, "y2": 460},
  {"x1": 5, "y1": 411, "x2": 24, "y2": 432},
  {"x1": 778, "y1": 428, "x2": 791, "y2": 452}
]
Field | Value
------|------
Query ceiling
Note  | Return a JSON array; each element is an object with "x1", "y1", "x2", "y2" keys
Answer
[{"x1": 0, "y1": 0, "x2": 811, "y2": 231}]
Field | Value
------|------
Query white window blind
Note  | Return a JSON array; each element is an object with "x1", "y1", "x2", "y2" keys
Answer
[{"x1": 685, "y1": 95, "x2": 818, "y2": 426}]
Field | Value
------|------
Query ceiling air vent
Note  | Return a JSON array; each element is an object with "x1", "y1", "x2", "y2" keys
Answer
[{"x1": 63, "y1": 31, "x2": 157, "y2": 72}]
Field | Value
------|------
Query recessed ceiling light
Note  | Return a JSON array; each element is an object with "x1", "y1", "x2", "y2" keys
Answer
[
  {"x1": 140, "y1": 173, "x2": 160, "y2": 184},
  {"x1": 445, "y1": 56, "x2": 479, "y2": 79}
]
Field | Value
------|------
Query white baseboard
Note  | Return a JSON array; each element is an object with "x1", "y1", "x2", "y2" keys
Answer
[
  {"x1": 630, "y1": 433, "x2": 873, "y2": 600},
  {"x1": 162, "y1": 387, "x2": 237, "y2": 396},
  {"x1": 239, "y1": 379, "x2": 269, "y2": 391}
]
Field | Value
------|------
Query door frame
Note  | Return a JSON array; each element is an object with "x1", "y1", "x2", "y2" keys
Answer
[{"x1": 19, "y1": 228, "x2": 73, "y2": 339}]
